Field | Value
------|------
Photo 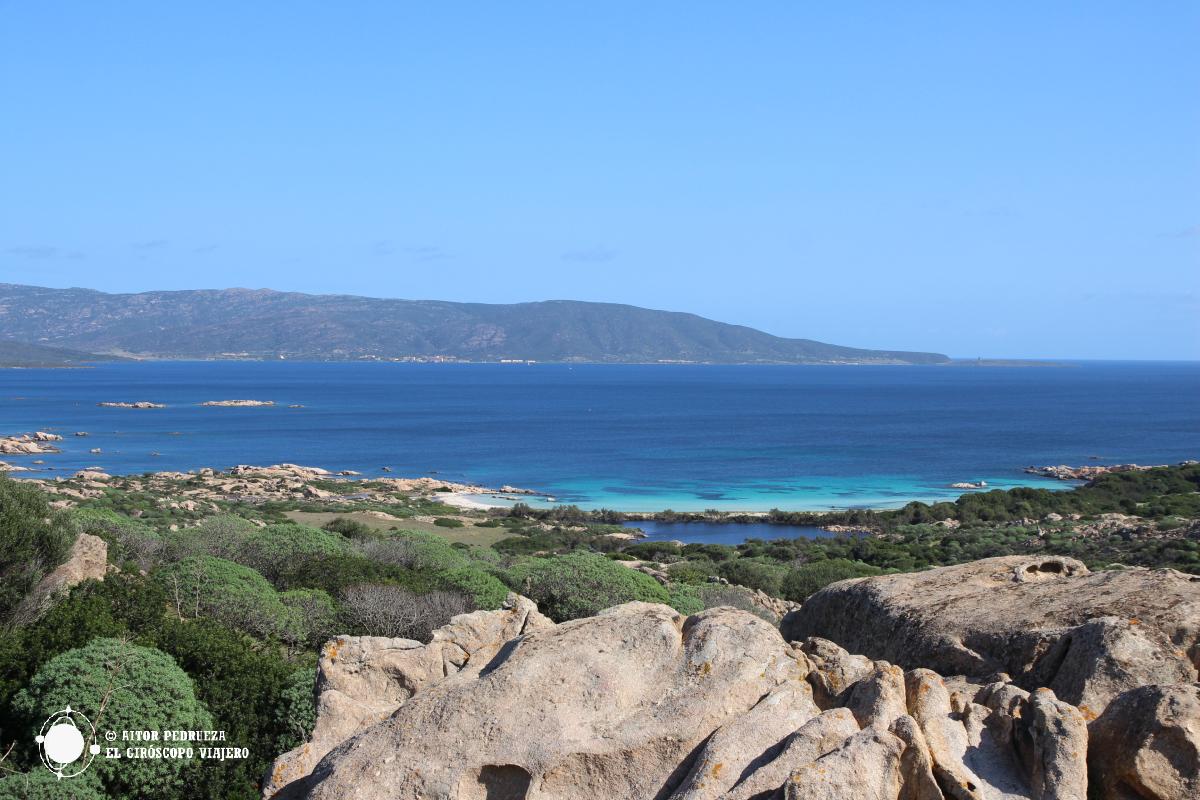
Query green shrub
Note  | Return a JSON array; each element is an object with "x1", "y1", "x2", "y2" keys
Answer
[
  {"x1": 0, "y1": 770, "x2": 106, "y2": 799},
  {"x1": 780, "y1": 558, "x2": 883, "y2": 602},
  {"x1": 435, "y1": 566, "x2": 508, "y2": 609},
  {"x1": 321, "y1": 516, "x2": 375, "y2": 539},
  {"x1": 0, "y1": 475, "x2": 74, "y2": 625},
  {"x1": 238, "y1": 523, "x2": 351, "y2": 580},
  {"x1": 716, "y1": 558, "x2": 787, "y2": 596},
  {"x1": 503, "y1": 553, "x2": 669, "y2": 621},
  {"x1": 663, "y1": 560, "x2": 717, "y2": 584},
  {"x1": 163, "y1": 514, "x2": 256, "y2": 561},
  {"x1": 365, "y1": 530, "x2": 471, "y2": 571},
  {"x1": 155, "y1": 555, "x2": 289, "y2": 638},
  {"x1": 433, "y1": 517, "x2": 464, "y2": 528},
  {"x1": 273, "y1": 668, "x2": 317, "y2": 753},
  {"x1": 273, "y1": 552, "x2": 443, "y2": 596},
  {"x1": 667, "y1": 584, "x2": 704, "y2": 615},
  {"x1": 11, "y1": 638, "x2": 213, "y2": 799},
  {"x1": 279, "y1": 588, "x2": 339, "y2": 648}
]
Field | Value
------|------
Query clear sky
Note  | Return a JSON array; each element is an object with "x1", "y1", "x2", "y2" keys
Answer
[{"x1": 2, "y1": 2, "x2": 1197, "y2": 359}]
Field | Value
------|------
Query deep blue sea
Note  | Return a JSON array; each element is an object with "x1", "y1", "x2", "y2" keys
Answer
[{"x1": 2, "y1": 361, "x2": 1197, "y2": 511}]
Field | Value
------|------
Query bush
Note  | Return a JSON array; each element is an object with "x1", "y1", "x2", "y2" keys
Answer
[
  {"x1": 0, "y1": 475, "x2": 74, "y2": 625},
  {"x1": 0, "y1": 770, "x2": 106, "y2": 799},
  {"x1": 667, "y1": 584, "x2": 704, "y2": 615},
  {"x1": 155, "y1": 555, "x2": 290, "y2": 638},
  {"x1": 148, "y1": 617, "x2": 301, "y2": 799},
  {"x1": 503, "y1": 552, "x2": 670, "y2": 621},
  {"x1": 696, "y1": 584, "x2": 777, "y2": 622},
  {"x1": 716, "y1": 558, "x2": 787, "y2": 596},
  {"x1": 435, "y1": 566, "x2": 509, "y2": 609},
  {"x1": 163, "y1": 514, "x2": 256, "y2": 561},
  {"x1": 237, "y1": 523, "x2": 351, "y2": 581},
  {"x1": 340, "y1": 585, "x2": 472, "y2": 640},
  {"x1": 780, "y1": 558, "x2": 883, "y2": 602},
  {"x1": 664, "y1": 560, "x2": 717, "y2": 584},
  {"x1": 362, "y1": 530, "x2": 470, "y2": 572},
  {"x1": 10, "y1": 638, "x2": 212, "y2": 799},
  {"x1": 279, "y1": 588, "x2": 340, "y2": 648},
  {"x1": 273, "y1": 668, "x2": 317, "y2": 753},
  {"x1": 272, "y1": 552, "x2": 443, "y2": 597},
  {"x1": 433, "y1": 517, "x2": 464, "y2": 528},
  {"x1": 321, "y1": 516, "x2": 375, "y2": 539}
]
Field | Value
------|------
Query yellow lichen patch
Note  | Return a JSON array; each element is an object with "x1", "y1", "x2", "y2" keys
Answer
[
  {"x1": 1129, "y1": 617, "x2": 1141, "y2": 625},
  {"x1": 711, "y1": 762, "x2": 724, "y2": 778},
  {"x1": 323, "y1": 638, "x2": 344, "y2": 663},
  {"x1": 1078, "y1": 704, "x2": 1098, "y2": 721}
]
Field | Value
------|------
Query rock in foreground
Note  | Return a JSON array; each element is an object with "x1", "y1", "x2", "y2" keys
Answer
[
  {"x1": 783, "y1": 556, "x2": 1200, "y2": 717},
  {"x1": 271, "y1": 600, "x2": 1099, "y2": 800}
]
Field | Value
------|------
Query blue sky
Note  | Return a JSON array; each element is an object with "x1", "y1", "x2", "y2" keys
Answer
[{"x1": 2, "y1": 2, "x2": 1196, "y2": 359}]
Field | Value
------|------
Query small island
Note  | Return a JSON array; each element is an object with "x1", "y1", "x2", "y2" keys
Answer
[
  {"x1": 97, "y1": 401, "x2": 165, "y2": 408},
  {"x1": 200, "y1": 399, "x2": 276, "y2": 407}
]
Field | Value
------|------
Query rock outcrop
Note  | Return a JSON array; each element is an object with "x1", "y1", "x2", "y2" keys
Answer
[
  {"x1": 11, "y1": 533, "x2": 108, "y2": 625},
  {"x1": 96, "y1": 401, "x2": 165, "y2": 408},
  {"x1": 265, "y1": 594, "x2": 553, "y2": 797},
  {"x1": 0, "y1": 433, "x2": 61, "y2": 454},
  {"x1": 1089, "y1": 683, "x2": 1200, "y2": 800},
  {"x1": 783, "y1": 556, "x2": 1200, "y2": 717},
  {"x1": 1023, "y1": 462, "x2": 1197, "y2": 481},
  {"x1": 200, "y1": 399, "x2": 276, "y2": 407},
  {"x1": 270, "y1": 601, "x2": 1097, "y2": 800}
]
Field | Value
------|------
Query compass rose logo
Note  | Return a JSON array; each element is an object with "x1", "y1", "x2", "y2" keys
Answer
[{"x1": 35, "y1": 705, "x2": 100, "y2": 780}]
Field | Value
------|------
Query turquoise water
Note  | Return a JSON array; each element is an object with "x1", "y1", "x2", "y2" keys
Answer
[{"x1": 2, "y1": 361, "x2": 1197, "y2": 511}]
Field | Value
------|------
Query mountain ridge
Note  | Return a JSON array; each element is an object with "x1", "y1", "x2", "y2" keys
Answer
[{"x1": 0, "y1": 283, "x2": 950, "y2": 364}]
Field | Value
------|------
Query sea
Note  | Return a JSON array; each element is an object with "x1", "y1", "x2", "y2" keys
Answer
[{"x1": 2, "y1": 361, "x2": 1197, "y2": 513}]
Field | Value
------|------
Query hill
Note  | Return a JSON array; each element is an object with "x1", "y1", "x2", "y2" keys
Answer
[
  {"x1": 0, "y1": 283, "x2": 949, "y2": 364},
  {"x1": 0, "y1": 338, "x2": 124, "y2": 368}
]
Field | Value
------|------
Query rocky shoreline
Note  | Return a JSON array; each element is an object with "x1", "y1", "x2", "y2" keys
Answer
[
  {"x1": 1025, "y1": 460, "x2": 1197, "y2": 481},
  {"x1": 17, "y1": 461, "x2": 541, "y2": 513}
]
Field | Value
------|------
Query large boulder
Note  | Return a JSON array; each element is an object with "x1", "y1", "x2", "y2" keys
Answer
[
  {"x1": 1088, "y1": 683, "x2": 1200, "y2": 800},
  {"x1": 11, "y1": 533, "x2": 108, "y2": 624},
  {"x1": 272, "y1": 606, "x2": 1089, "y2": 800},
  {"x1": 264, "y1": 594, "x2": 552, "y2": 797},
  {"x1": 783, "y1": 556, "x2": 1200, "y2": 716}
]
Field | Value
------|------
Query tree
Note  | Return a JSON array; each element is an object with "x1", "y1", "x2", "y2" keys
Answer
[
  {"x1": 0, "y1": 476, "x2": 74, "y2": 626},
  {"x1": 10, "y1": 638, "x2": 212, "y2": 800},
  {"x1": 155, "y1": 555, "x2": 290, "y2": 638}
]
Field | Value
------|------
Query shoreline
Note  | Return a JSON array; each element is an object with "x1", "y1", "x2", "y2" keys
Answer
[{"x1": 0, "y1": 461, "x2": 1071, "y2": 518}]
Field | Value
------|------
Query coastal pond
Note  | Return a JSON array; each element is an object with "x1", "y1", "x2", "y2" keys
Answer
[{"x1": 621, "y1": 519, "x2": 837, "y2": 545}]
